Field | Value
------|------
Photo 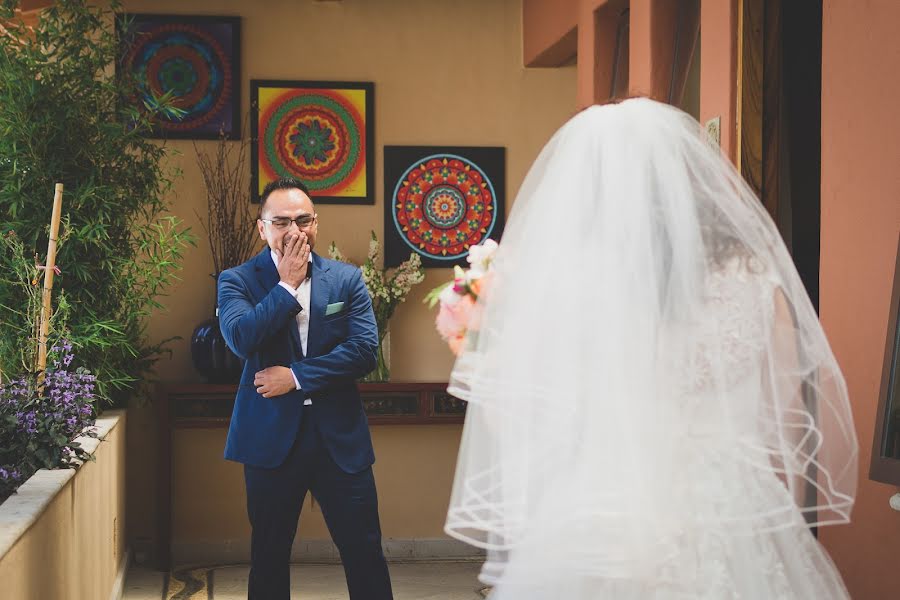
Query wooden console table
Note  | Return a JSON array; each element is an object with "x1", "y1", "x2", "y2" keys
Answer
[{"x1": 155, "y1": 382, "x2": 464, "y2": 569}]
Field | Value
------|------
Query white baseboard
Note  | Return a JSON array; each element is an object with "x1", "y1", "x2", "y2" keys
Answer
[
  {"x1": 172, "y1": 538, "x2": 483, "y2": 568},
  {"x1": 109, "y1": 548, "x2": 131, "y2": 600}
]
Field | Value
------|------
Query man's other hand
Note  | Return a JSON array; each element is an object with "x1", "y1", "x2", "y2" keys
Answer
[{"x1": 254, "y1": 366, "x2": 296, "y2": 398}]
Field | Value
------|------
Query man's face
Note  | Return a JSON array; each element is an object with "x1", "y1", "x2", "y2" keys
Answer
[{"x1": 257, "y1": 188, "x2": 318, "y2": 253}]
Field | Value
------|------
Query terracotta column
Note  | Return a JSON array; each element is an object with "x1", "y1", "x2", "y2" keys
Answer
[
  {"x1": 523, "y1": 0, "x2": 578, "y2": 67},
  {"x1": 699, "y1": 0, "x2": 738, "y2": 161},
  {"x1": 577, "y1": 1, "x2": 626, "y2": 107},
  {"x1": 628, "y1": 0, "x2": 679, "y2": 100}
]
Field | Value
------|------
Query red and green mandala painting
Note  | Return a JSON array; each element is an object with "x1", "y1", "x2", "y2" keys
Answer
[
  {"x1": 384, "y1": 147, "x2": 505, "y2": 268},
  {"x1": 251, "y1": 80, "x2": 374, "y2": 204}
]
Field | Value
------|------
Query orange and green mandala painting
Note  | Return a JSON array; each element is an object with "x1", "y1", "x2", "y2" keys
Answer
[{"x1": 251, "y1": 80, "x2": 374, "y2": 204}]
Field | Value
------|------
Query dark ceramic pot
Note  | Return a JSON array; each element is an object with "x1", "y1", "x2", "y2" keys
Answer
[
  {"x1": 190, "y1": 274, "x2": 243, "y2": 383},
  {"x1": 190, "y1": 314, "x2": 243, "y2": 383}
]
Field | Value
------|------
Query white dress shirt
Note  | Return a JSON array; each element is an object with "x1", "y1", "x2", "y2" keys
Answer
[{"x1": 271, "y1": 250, "x2": 313, "y2": 405}]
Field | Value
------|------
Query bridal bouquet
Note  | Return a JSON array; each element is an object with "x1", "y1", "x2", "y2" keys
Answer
[{"x1": 424, "y1": 240, "x2": 498, "y2": 355}]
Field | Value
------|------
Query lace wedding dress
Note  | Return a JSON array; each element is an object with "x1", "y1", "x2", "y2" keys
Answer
[{"x1": 444, "y1": 99, "x2": 857, "y2": 599}]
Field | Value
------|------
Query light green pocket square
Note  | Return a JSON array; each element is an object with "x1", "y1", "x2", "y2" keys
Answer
[{"x1": 325, "y1": 301, "x2": 345, "y2": 316}]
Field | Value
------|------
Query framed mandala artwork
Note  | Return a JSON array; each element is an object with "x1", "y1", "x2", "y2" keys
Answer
[
  {"x1": 118, "y1": 14, "x2": 241, "y2": 139},
  {"x1": 384, "y1": 146, "x2": 506, "y2": 268},
  {"x1": 251, "y1": 80, "x2": 374, "y2": 204}
]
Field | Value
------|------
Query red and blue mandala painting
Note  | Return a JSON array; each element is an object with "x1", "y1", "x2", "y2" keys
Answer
[
  {"x1": 118, "y1": 15, "x2": 240, "y2": 140},
  {"x1": 384, "y1": 147, "x2": 505, "y2": 268}
]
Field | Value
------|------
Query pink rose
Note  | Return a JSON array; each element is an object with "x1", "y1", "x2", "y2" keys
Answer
[
  {"x1": 447, "y1": 334, "x2": 466, "y2": 356},
  {"x1": 435, "y1": 294, "x2": 475, "y2": 340}
]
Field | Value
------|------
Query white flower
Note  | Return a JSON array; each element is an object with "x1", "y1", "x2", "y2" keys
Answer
[
  {"x1": 327, "y1": 241, "x2": 345, "y2": 263},
  {"x1": 328, "y1": 234, "x2": 424, "y2": 332},
  {"x1": 466, "y1": 239, "x2": 499, "y2": 277},
  {"x1": 438, "y1": 283, "x2": 462, "y2": 306}
]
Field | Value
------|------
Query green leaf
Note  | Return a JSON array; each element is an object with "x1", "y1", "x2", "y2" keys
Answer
[
  {"x1": 423, "y1": 282, "x2": 452, "y2": 308},
  {"x1": 0, "y1": 0, "x2": 189, "y2": 406}
]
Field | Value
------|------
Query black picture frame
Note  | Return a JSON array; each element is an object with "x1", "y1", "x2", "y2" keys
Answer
[
  {"x1": 870, "y1": 233, "x2": 900, "y2": 485},
  {"x1": 117, "y1": 14, "x2": 241, "y2": 140},
  {"x1": 383, "y1": 145, "x2": 506, "y2": 268},
  {"x1": 250, "y1": 80, "x2": 375, "y2": 205}
]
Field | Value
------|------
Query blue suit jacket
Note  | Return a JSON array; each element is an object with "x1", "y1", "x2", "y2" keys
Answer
[{"x1": 218, "y1": 249, "x2": 378, "y2": 472}]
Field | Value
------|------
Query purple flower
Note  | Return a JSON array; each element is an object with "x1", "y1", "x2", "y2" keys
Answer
[
  {"x1": 0, "y1": 340, "x2": 98, "y2": 498},
  {"x1": 21, "y1": 411, "x2": 38, "y2": 434}
]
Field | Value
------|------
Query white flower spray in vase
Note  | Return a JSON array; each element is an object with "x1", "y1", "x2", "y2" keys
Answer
[{"x1": 329, "y1": 231, "x2": 425, "y2": 382}]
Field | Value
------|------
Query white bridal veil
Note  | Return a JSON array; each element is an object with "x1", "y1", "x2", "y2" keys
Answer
[{"x1": 445, "y1": 99, "x2": 857, "y2": 597}]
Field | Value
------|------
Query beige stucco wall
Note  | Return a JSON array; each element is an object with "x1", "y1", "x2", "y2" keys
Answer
[
  {"x1": 120, "y1": 0, "x2": 577, "y2": 558},
  {"x1": 171, "y1": 425, "x2": 462, "y2": 554},
  {"x1": 131, "y1": 0, "x2": 577, "y2": 384},
  {"x1": 0, "y1": 412, "x2": 126, "y2": 600}
]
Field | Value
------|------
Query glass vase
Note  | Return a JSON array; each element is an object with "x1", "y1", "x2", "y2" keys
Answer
[{"x1": 362, "y1": 328, "x2": 390, "y2": 382}]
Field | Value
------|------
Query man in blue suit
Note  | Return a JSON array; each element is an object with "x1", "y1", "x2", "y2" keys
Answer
[{"x1": 218, "y1": 177, "x2": 393, "y2": 600}]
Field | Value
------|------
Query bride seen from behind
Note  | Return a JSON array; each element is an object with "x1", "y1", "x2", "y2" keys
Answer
[{"x1": 442, "y1": 98, "x2": 858, "y2": 599}]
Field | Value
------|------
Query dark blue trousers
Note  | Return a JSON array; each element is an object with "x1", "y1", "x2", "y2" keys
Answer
[{"x1": 244, "y1": 412, "x2": 393, "y2": 600}]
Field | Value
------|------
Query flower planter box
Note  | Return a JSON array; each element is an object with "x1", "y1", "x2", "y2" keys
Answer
[{"x1": 0, "y1": 411, "x2": 127, "y2": 600}]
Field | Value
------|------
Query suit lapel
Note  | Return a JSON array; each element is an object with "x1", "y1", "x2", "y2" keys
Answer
[
  {"x1": 253, "y1": 248, "x2": 279, "y2": 298},
  {"x1": 288, "y1": 308, "x2": 304, "y2": 361},
  {"x1": 307, "y1": 252, "x2": 332, "y2": 358}
]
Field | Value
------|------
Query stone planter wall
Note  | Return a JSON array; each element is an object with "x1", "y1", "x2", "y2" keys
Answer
[{"x1": 0, "y1": 411, "x2": 127, "y2": 600}]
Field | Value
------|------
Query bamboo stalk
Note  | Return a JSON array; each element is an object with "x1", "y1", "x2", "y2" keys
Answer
[{"x1": 36, "y1": 183, "x2": 63, "y2": 378}]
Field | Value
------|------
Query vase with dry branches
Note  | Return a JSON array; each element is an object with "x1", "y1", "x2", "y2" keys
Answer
[{"x1": 190, "y1": 124, "x2": 257, "y2": 383}]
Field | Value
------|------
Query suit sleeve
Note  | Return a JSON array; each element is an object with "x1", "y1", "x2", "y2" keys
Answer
[
  {"x1": 217, "y1": 268, "x2": 303, "y2": 359},
  {"x1": 290, "y1": 268, "x2": 378, "y2": 395}
]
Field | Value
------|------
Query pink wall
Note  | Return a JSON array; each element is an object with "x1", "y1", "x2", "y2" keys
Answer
[
  {"x1": 819, "y1": 1, "x2": 900, "y2": 598},
  {"x1": 525, "y1": 0, "x2": 675, "y2": 108},
  {"x1": 523, "y1": 0, "x2": 578, "y2": 66},
  {"x1": 525, "y1": 0, "x2": 730, "y2": 143},
  {"x1": 628, "y1": 0, "x2": 678, "y2": 101},
  {"x1": 576, "y1": 0, "x2": 626, "y2": 107},
  {"x1": 699, "y1": 0, "x2": 738, "y2": 161}
]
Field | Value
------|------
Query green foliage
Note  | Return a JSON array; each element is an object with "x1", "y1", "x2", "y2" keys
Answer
[
  {"x1": 0, "y1": 0, "x2": 193, "y2": 404},
  {"x1": 0, "y1": 229, "x2": 72, "y2": 378},
  {"x1": 422, "y1": 281, "x2": 452, "y2": 309}
]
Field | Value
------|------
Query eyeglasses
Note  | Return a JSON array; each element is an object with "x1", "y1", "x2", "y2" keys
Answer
[{"x1": 260, "y1": 214, "x2": 317, "y2": 230}]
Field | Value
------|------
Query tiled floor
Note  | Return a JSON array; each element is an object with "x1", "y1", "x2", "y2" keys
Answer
[{"x1": 123, "y1": 561, "x2": 487, "y2": 599}]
